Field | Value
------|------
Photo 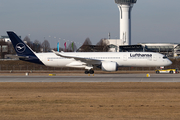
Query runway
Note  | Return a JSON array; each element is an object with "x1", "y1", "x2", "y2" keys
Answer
[{"x1": 0, "y1": 74, "x2": 179, "y2": 82}]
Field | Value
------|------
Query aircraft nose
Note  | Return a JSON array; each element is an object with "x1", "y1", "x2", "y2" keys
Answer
[{"x1": 167, "y1": 59, "x2": 172, "y2": 66}]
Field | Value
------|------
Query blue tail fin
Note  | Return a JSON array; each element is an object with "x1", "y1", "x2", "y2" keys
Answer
[
  {"x1": 7, "y1": 31, "x2": 35, "y2": 56},
  {"x1": 7, "y1": 31, "x2": 43, "y2": 64}
]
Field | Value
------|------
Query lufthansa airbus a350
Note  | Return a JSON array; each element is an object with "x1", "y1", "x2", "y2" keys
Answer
[{"x1": 7, "y1": 31, "x2": 172, "y2": 74}]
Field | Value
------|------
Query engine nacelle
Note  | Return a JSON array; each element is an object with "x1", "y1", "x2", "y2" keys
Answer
[{"x1": 101, "y1": 61, "x2": 118, "y2": 72}]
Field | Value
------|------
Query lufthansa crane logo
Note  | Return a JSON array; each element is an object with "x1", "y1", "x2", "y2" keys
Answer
[{"x1": 16, "y1": 43, "x2": 26, "y2": 53}]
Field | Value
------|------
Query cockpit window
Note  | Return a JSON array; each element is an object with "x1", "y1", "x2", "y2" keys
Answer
[{"x1": 163, "y1": 56, "x2": 167, "y2": 59}]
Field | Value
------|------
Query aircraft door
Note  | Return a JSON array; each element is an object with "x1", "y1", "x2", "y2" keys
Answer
[
  {"x1": 153, "y1": 55, "x2": 157, "y2": 61},
  {"x1": 123, "y1": 55, "x2": 127, "y2": 61}
]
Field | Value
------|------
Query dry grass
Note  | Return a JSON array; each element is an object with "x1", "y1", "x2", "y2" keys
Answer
[{"x1": 0, "y1": 82, "x2": 180, "y2": 120}]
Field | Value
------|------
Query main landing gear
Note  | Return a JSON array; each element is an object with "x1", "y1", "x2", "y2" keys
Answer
[{"x1": 85, "y1": 69, "x2": 94, "y2": 74}]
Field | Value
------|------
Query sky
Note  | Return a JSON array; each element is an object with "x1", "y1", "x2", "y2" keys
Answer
[{"x1": 0, "y1": 0, "x2": 180, "y2": 48}]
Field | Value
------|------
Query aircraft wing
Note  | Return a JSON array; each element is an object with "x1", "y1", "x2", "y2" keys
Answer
[{"x1": 52, "y1": 50, "x2": 101, "y2": 65}]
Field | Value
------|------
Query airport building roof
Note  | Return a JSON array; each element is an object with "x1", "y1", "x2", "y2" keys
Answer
[
  {"x1": 0, "y1": 36, "x2": 9, "y2": 38},
  {"x1": 0, "y1": 35, "x2": 21, "y2": 42},
  {"x1": 139, "y1": 43, "x2": 179, "y2": 47}
]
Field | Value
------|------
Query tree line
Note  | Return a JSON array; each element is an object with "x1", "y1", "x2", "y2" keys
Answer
[
  {"x1": 23, "y1": 36, "x2": 109, "y2": 53},
  {"x1": 78, "y1": 38, "x2": 109, "y2": 52},
  {"x1": 0, "y1": 36, "x2": 109, "y2": 58}
]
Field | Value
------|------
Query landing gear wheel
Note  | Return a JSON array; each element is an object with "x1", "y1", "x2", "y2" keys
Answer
[
  {"x1": 84, "y1": 70, "x2": 94, "y2": 74},
  {"x1": 85, "y1": 70, "x2": 89, "y2": 74},
  {"x1": 89, "y1": 70, "x2": 94, "y2": 74}
]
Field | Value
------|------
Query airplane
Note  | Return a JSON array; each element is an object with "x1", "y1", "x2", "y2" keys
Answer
[{"x1": 7, "y1": 31, "x2": 172, "y2": 74}]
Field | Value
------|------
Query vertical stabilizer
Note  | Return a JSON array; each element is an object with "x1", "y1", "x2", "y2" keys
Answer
[{"x1": 7, "y1": 31, "x2": 43, "y2": 64}]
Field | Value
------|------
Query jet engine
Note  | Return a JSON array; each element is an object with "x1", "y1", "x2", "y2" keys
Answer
[{"x1": 101, "y1": 61, "x2": 118, "y2": 72}]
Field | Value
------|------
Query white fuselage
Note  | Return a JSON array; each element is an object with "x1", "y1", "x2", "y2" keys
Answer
[
  {"x1": 7, "y1": 31, "x2": 171, "y2": 73},
  {"x1": 35, "y1": 52, "x2": 172, "y2": 69}
]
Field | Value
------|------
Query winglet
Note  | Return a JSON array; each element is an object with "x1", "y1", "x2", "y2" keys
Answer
[{"x1": 52, "y1": 50, "x2": 63, "y2": 57}]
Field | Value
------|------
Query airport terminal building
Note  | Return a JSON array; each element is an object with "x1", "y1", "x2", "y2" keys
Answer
[{"x1": 105, "y1": 39, "x2": 180, "y2": 58}]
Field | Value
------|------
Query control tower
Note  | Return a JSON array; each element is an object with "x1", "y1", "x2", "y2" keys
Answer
[{"x1": 115, "y1": 0, "x2": 137, "y2": 45}]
